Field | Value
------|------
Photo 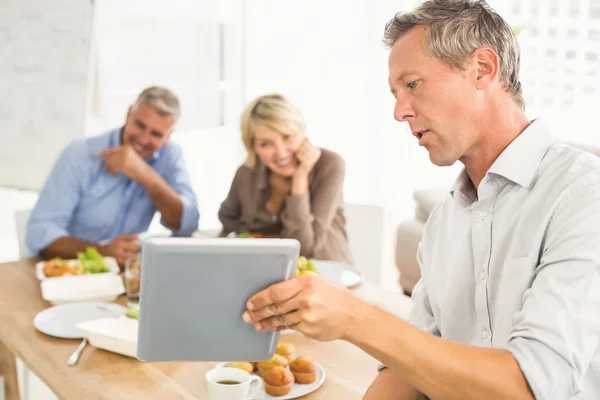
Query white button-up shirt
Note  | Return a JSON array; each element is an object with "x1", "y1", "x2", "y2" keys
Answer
[{"x1": 410, "y1": 119, "x2": 600, "y2": 399}]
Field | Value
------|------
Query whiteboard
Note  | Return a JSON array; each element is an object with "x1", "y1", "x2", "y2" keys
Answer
[{"x1": 0, "y1": 0, "x2": 94, "y2": 190}]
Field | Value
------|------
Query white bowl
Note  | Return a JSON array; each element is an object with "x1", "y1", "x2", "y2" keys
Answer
[
  {"x1": 35, "y1": 257, "x2": 120, "y2": 280},
  {"x1": 40, "y1": 273, "x2": 125, "y2": 305},
  {"x1": 76, "y1": 317, "x2": 138, "y2": 358}
]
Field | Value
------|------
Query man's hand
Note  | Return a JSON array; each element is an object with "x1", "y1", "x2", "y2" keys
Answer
[
  {"x1": 98, "y1": 145, "x2": 149, "y2": 182},
  {"x1": 97, "y1": 234, "x2": 140, "y2": 267},
  {"x1": 242, "y1": 274, "x2": 361, "y2": 341}
]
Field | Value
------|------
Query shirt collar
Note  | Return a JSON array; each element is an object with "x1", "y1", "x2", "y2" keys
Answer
[
  {"x1": 450, "y1": 168, "x2": 477, "y2": 207},
  {"x1": 488, "y1": 118, "x2": 555, "y2": 188},
  {"x1": 449, "y1": 118, "x2": 555, "y2": 206}
]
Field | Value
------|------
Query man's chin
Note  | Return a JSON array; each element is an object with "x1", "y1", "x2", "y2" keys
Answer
[{"x1": 428, "y1": 152, "x2": 456, "y2": 167}]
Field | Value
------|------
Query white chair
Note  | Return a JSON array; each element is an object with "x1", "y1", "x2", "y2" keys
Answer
[
  {"x1": 13, "y1": 208, "x2": 57, "y2": 400},
  {"x1": 344, "y1": 203, "x2": 390, "y2": 286},
  {"x1": 14, "y1": 208, "x2": 32, "y2": 259}
]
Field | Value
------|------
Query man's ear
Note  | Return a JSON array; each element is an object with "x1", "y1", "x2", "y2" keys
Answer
[
  {"x1": 473, "y1": 46, "x2": 499, "y2": 90},
  {"x1": 126, "y1": 105, "x2": 133, "y2": 121}
]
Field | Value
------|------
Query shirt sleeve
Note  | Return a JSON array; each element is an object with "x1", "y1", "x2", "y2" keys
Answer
[
  {"x1": 26, "y1": 142, "x2": 87, "y2": 255},
  {"x1": 159, "y1": 144, "x2": 199, "y2": 237},
  {"x1": 280, "y1": 151, "x2": 345, "y2": 258},
  {"x1": 504, "y1": 178, "x2": 600, "y2": 399},
  {"x1": 217, "y1": 167, "x2": 248, "y2": 235}
]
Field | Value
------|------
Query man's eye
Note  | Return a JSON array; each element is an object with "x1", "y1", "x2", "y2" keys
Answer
[{"x1": 407, "y1": 80, "x2": 419, "y2": 89}]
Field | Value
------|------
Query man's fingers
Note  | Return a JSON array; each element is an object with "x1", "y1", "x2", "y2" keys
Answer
[
  {"x1": 243, "y1": 294, "x2": 303, "y2": 323},
  {"x1": 246, "y1": 278, "x2": 304, "y2": 311},
  {"x1": 97, "y1": 147, "x2": 119, "y2": 158},
  {"x1": 104, "y1": 161, "x2": 120, "y2": 175},
  {"x1": 121, "y1": 241, "x2": 141, "y2": 253},
  {"x1": 253, "y1": 310, "x2": 304, "y2": 332},
  {"x1": 116, "y1": 234, "x2": 140, "y2": 241}
]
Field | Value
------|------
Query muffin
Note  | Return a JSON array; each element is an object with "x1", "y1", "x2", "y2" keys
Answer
[
  {"x1": 262, "y1": 366, "x2": 294, "y2": 396},
  {"x1": 224, "y1": 361, "x2": 254, "y2": 374},
  {"x1": 290, "y1": 356, "x2": 317, "y2": 384},
  {"x1": 257, "y1": 354, "x2": 289, "y2": 376},
  {"x1": 275, "y1": 342, "x2": 296, "y2": 363}
]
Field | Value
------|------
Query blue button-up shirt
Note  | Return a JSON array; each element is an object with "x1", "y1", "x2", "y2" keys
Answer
[{"x1": 27, "y1": 128, "x2": 199, "y2": 255}]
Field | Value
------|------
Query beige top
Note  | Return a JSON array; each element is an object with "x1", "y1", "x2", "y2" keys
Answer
[{"x1": 218, "y1": 148, "x2": 352, "y2": 263}]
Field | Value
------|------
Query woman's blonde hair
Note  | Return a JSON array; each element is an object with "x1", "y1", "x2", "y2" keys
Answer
[{"x1": 240, "y1": 93, "x2": 307, "y2": 168}]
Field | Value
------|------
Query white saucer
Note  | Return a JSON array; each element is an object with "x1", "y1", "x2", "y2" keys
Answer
[
  {"x1": 33, "y1": 302, "x2": 127, "y2": 339},
  {"x1": 313, "y1": 260, "x2": 363, "y2": 288},
  {"x1": 216, "y1": 362, "x2": 326, "y2": 400}
]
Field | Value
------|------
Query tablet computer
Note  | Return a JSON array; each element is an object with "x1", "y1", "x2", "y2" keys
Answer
[{"x1": 136, "y1": 238, "x2": 299, "y2": 362}]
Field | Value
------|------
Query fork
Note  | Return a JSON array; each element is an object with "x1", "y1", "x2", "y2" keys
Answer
[
  {"x1": 66, "y1": 338, "x2": 88, "y2": 367},
  {"x1": 95, "y1": 303, "x2": 126, "y2": 317}
]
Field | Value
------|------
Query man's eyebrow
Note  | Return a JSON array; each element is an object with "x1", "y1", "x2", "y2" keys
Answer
[{"x1": 395, "y1": 71, "x2": 420, "y2": 83}]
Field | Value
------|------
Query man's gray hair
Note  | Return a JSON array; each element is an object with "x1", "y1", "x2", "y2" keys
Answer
[
  {"x1": 133, "y1": 86, "x2": 181, "y2": 120},
  {"x1": 383, "y1": 0, "x2": 524, "y2": 109}
]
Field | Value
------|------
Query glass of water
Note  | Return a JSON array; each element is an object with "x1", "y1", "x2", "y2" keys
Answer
[{"x1": 124, "y1": 254, "x2": 141, "y2": 309}]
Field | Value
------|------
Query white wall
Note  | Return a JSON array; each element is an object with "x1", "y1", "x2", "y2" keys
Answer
[{"x1": 243, "y1": 0, "x2": 458, "y2": 223}]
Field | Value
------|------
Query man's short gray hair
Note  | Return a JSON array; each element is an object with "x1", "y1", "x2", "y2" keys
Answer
[
  {"x1": 383, "y1": 0, "x2": 524, "y2": 110},
  {"x1": 133, "y1": 86, "x2": 181, "y2": 120}
]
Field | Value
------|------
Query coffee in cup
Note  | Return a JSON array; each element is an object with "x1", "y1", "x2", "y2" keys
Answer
[{"x1": 205, "y1": 367, "x2": 262, "y2": 400}]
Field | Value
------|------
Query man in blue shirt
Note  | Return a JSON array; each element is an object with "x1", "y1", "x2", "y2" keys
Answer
[{"x1": 27, "y1": 86, "x2": 199, "y2": 266}]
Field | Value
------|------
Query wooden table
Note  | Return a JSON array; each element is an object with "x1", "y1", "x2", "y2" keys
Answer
[{"x1": 0, "y1": 258, "x2": 412, "y2": 400}]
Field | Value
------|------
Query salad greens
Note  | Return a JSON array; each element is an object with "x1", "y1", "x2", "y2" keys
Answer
[
  {"x1": 125, "y1": 308, "x2": 139, "y2": 319},
  {"x1": 76, "y1": 247, "x2": 107, "y2": 274}
]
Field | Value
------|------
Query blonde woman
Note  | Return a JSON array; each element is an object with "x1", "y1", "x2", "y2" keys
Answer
[{"x1": 218, "y1": 93, "x2": 352, "y2": 263}]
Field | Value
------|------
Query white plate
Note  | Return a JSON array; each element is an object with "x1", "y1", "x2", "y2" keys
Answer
[
  {"x1": 77, "y1": 316, "x2": 139, "y2": 358},
  {"x1": 41, "y1": 273, "x2": 125, "y2": 305},
  {"x1": 33, "y1": 302, "x2": 127, "y2": 339},
  {"x1": 35, "y1": 257, "x2": 120, "y2": 280},
  {"x1": 216, "y1": 362, "x2": 326, "y2": 400},
  {"x1": 313, "y1": 260, "x2": 363, "y2": 288}
]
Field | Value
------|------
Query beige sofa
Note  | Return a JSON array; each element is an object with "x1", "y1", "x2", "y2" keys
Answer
[{"x1": 395, "y1": 142, "x2": 600, "y2": 295}]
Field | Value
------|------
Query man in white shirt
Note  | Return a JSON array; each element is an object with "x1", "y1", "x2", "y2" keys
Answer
[{"x1": 242, "y1": 1, "x2": 600, "y2": 399}]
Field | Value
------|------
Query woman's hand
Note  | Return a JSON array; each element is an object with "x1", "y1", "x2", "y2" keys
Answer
[
  {"x1": 295, "y1": 139, "x2": 322, "y2": 177},
  {"x1": 291, "y1": 139, "x2": 321, "y2": 196}
]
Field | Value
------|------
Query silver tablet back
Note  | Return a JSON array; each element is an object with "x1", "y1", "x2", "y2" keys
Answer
[{"x1": 136, "y1": 238, "x2": 299, "y2": 362}]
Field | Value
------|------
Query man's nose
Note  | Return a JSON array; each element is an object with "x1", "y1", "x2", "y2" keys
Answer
[{"x1": 394, "y1": 96, "x2": 415, "y2": 122}]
